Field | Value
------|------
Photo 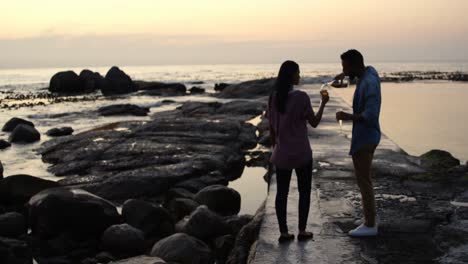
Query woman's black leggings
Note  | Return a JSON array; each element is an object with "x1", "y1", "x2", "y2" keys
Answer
[{"x1": 275, "y1": 160, "x2": 313, "y2": 233}]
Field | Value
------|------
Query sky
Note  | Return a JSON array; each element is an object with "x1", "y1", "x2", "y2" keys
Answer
[{"x1": 1, "y1": 0, "x2": 468, "y2": 68}]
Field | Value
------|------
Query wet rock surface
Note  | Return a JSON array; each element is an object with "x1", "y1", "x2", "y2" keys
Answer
[
  {"x1": 135, "y1": 81, "x2": 187, "y2": 96},
  {"x1": 38, "y1": 99, "x2": 263, "y2": 201},
  {"x1": 98, "y1": 104, "x2": 150, "y2": 116},
  {"x1": 46, "y1": 127, "x2": 74, "y2": 137}
]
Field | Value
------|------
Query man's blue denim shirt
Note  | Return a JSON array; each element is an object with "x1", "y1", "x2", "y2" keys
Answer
[{"x1": 350, "y1": 66, "x2": 382, "y2": 155}]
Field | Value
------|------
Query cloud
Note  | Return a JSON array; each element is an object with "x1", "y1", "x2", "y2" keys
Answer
[{"x1": 0, "y1": 33, "x2": 467, "y2": 69}]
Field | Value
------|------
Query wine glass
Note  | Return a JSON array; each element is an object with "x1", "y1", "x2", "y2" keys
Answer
[{"x1": 337, "y1": 108, "x2": 343, "y2": 134}]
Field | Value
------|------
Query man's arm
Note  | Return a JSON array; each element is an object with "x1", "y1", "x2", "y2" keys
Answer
[{"x1": 336, "y1": 79, "x2": 380, "y2": 123}]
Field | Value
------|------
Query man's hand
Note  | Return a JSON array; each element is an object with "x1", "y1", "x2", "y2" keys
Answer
[
  {"x1": 336, "y1": 111, "x2": 352, "y2": 121},
  {"x1": 331, "y1": 72, "x2": 347, "y2": 88}
]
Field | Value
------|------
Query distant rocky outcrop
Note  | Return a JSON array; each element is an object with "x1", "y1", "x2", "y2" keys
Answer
[
  {"x1": 217, "y1": 78, "x2": 275, "y2": 98},
  {"x1": 101, "y1": 66, "x2": 138, "y2": 96},
  {"x1": 49, "y1": 71, "x2": 84, "y2": 94}
]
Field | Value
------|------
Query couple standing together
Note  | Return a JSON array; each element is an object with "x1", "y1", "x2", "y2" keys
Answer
[{"x1": 266, "y1": 49, "x2": 382, "y2": 242}]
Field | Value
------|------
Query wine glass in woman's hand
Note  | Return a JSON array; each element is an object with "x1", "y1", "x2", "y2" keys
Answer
[{"x1": 320, "y1": 90, "x2": 329, "y2": 104}]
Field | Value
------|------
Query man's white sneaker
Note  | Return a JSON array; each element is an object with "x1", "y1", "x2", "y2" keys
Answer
[{"x1": 348, "y1": 223, "x2": 378, "y2": 237}]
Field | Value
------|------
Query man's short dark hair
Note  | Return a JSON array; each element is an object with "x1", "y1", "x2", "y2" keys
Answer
[{"x1": 341, "y1": 49, "x2": 364, "y2": 68}]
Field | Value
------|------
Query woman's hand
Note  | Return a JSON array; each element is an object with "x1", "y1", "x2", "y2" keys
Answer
[{"x1": 320, "y1": 90, "x2": 329, "y2": 104}]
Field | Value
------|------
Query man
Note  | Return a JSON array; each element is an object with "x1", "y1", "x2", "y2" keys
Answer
[{"x1": 333, "y1": 49, "x2": 381, "y2": 237}]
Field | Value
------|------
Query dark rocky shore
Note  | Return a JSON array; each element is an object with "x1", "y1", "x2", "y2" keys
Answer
[
  {"x1": 0, "y1": 66, "x2": 467, "y2": 263},
  {"x1": 0, "y1": 67, "x2": 274, "y2": 264}
]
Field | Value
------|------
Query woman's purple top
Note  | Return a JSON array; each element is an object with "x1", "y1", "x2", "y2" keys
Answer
[{"x1": 265, "y1": 89, "x2": 313, "y2": 169}]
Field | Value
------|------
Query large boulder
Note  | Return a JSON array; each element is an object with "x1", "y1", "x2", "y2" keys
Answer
[
  {"x1": 218, "y1": 78, "x2": 275, "y2": 98},
  {"x1": 0, "y1": 140, "x2": 11, "y2": 150},
  {"x1": 166, "y1": 198, "x2": 199, "y2": 221},
  {"x1": 0, "y1": 174, "x2": 60, "y2": 205},
  {"x1": 2, "y1": 118, "x2": 35, "y2": 132},
  {"x1": 135, "y1": 81, "x2": 187, "y2": 96},
  {"x1": 49, "y1": 71, "x2": 84, "y2": 94},
  {"x1": 0, "y1": 237, "x2": 33, "y2": 264},
  {"x1": 214, "y1": 83, "x2": 231, "y2": 92},
  {"x1": 101, "y1": 66, "x2": 137, "y2": 96},
  {"x1": 177, "y1": 206, "x2": 230, "y2": 241},
  {"x1": 194, "y1": 185, "x2": 241, "y2": 216},
  {"x1": 79, "y1": 69, "x2": 105, "y2": 92},
  {"x1": 46, "y1": 127, "x2": 74, "y2": 137},
  {"x1": 101, "y1": 224, "x2": 145, "y2": 258},
  {"x1": 28, "y1": 188, "x2": 120, "y2": 239},
  {"x1": 150, "y1": 233, "x2": 213, "y2": 264},
  {"x1": 190, "y1": 87, "x2": 205, "y2": 94},
  {"x1": 0, "y1": 212, "x2": 27, "y2": 238},
  {"x1": 122, "y1": 199, "x2": 174, "y2": 239},
  {"x1": 420, "y1": 149, "x2": 460, "y2": 171},
  {"x1": 110, "y1": 256, "x2": 166, "y2": 264},
  {"x1": 9, "y1": 124, "x2": 40, "y2": 143},
  {"x1": 98, "y1": 104, "x2": 149, "y2": 117}
]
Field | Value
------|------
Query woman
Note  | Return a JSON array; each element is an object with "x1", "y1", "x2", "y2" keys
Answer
[{"x1": 266, "y1": 61, "x2": 329, "y2": 242}]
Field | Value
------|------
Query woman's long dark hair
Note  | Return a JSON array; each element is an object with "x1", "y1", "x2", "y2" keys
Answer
[{"x1": 274, "y1": 60, "x2": 299, "y2": 113}]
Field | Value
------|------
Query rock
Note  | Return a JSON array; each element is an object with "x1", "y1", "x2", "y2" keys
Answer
[
  {"x1": 218, "y1": 78, "x2": 275, "y2": 98},
  {"x1": 2, "y1": 117, "x2": 35, "y2": 132},
  {"x1": 164, "y1": 188, "x2": 195, "y2": 202},
  {"x1": 79, "y1": 70, "x2": 105, "y2": 91},
  {"x1": 194, "y1": 185, "x2": 241, "y2": 216},
  {"x1": 226, "y1": 203, "x2": 264, "y2": 264},
  {"x1": 28, "y1": 188, "x2": 120, "y2": 239},
  {"x1": 110, "y1": 256, "x2": 166, "y2": 264},
  {"x1": 0, "y1": 161, "x2": 3, "y2": 179},
  {"x1": 9, "y1": 124, "x2": 40, "y2": 143},
  {"x1": 223, "y1": 214, "x2": 254, "y2": 236},
  {"x1": 0, "y1": 174, "x2": 60, "y2": 206},
  {"x1": 46, "y1": 127, "x2": 74, "y2": 137},
  {"x1": 101, "y1": 224, "x2": 145, "y2": 258},
  {"x1": 0, "y1": 237, "x2": 33, "y2": 264},
  {"x1": 98, "y1": 104, "x2": 149, "y2": 116},
  {"x1": 190, "y1": 87, "x2": 205, "y2": 94},
  {"x1": 49, "y1": 71, "x2": 84, "y2": 94},
  {"x1": 420, "y1": 149, "x2": 460, "y2": 171},
  {"x1": 177, "y1": 205, "x2": 230, "y2": 241},
  {"x1": 166, "y1": 198, "x2": 199, "y2": 221},
  {"x1": 38, "y1": 101, "x2": 259, "y2": 200},
  {"x1": 214, "y1": 235, "x2": 235, "y2": 264},
  {"x1": 437, "y1": 245, "x2": 468, "y2": 264},
  {"x1": 101, "y1": 66, "x2": 137, "y2": 96},
  {"x1": 122, "y1": 199, "x2": 174, "y2": 239},
  {"x1": 135, "y1": 81, "x2": 186, "y2": 96},
  {"x1": 150, "y1": 233, "x2": 213, "y2": 264},
  {"x1": 95, "y1": 251, "x2": 116, "y2": 263},
  {"x1": 214, "y1": 83, "x2": 231, "y2": 92},
  {"x1": 0, "y1": 140, "x2": 11, "y2": 150},
  {"x1": 0, "y1": 212, "x2": 27, "y2": 238}
]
